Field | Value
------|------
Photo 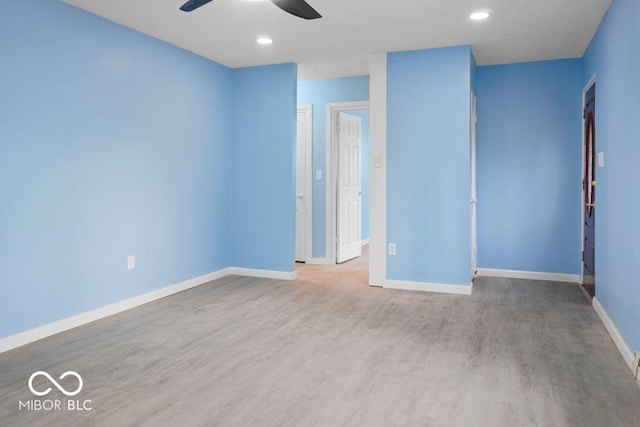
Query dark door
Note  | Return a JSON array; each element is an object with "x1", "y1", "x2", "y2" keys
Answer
[{"x1": 583, "y1": 84, "x2": 596, "y2": 298}]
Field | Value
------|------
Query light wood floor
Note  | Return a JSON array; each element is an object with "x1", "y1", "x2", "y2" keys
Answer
[{"x1": 2, "y1": 248, "x2": 640, "y2": 426}]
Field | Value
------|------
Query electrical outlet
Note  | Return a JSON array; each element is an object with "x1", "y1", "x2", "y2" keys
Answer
[
  {"x1": 388, "y1": 243, "x2": 397, "y2": 256},
  {"x1": 127, "y1": 255, "x2": 135, "y2": 271}
]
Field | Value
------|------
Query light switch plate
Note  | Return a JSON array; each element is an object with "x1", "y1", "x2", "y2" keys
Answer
[
  {"x1": 597, "y1": 152, "x2": 605, "y2": 168},
  {"x1": 127, "y1": 255, "x2": 135, "y2": 271},
  {"x1": 315, "y1": 170, "x2": 323, "y2": 180}
]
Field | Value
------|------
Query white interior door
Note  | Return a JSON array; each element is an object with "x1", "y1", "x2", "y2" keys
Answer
[
  {"x1": 296, "y1": 106, "x2": 312, "y2": 262},
  {"x1": 470, "y1": 92, "x2": 478, "y2": 278},
  {"x1": 336, "y1": 112, "x2": 362, "y2": 263}
]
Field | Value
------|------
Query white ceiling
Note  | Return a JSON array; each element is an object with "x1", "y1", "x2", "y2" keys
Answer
[{"x1": 63, "y1": 0, "x2": 612, "y2": 79}]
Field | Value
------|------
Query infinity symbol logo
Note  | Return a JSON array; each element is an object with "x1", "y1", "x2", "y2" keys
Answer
[{"x1": 28, "y1": 371, "x2": 83, "y2": 397}]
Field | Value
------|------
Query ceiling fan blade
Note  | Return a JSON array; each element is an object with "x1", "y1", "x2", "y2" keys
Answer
[
  {"x1": 180, "y1": 0, "x2": 215, "y2": 12},
  {"x1": 271, "y1": 0, "x2": 322, "y2": 20}
]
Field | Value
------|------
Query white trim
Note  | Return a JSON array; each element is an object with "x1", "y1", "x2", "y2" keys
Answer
[
  {"x1": 476, "y1": 268, "x2": 579, "y2": 283},
  {"x1": 361, "y1": 238, "x2": 370, "y2": 247},
  {"x1": 0, "y1": 268, "x2": 231, "y2": 354},
  {"x1": 325, "y1": 100, "x2": 370, "y2": 266},
  {"x1": 0, "y1": 266, "x2": 297, "y2": 354},
  {"x1": 305, "y1": 258, "x2": 332, "y2": 266},
  {"x1": 593, "y1": 297, "x2": 635, "y2": 372},
  {"x1": 296, "y1": 104, "x2": 313, "y2": 263},
  {"x1": 383, "y1": 279, "x2": 473, "y2": 296},
  {"x1": 369, "y1": 53, "x2": 387, "y2": 287},
  {"x1": 580, "y1": 75, "x2": 596, "y2": 285},
  {"x1": 228, "y1": 267, "x2": 297, "y2": 281},
  {"x1": 470, "y1": 90, "x2": 478, "y2": 282}
]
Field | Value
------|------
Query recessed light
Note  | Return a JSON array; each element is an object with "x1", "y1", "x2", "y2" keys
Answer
[
  {"x1": 470, "y1": 10, "x2": 491, "y2": 20},
  {"x1": 257, "y1": 37, "x2": 273, "y2": 45}
]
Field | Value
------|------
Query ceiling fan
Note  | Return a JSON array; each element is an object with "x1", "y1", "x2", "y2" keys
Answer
[{"x1": 179, "y1": 0, "x2": 322, "y2": 20}]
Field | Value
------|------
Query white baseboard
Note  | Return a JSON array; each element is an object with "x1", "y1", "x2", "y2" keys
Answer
[
  {"x1": 229, "y1": 267, "x2": 297, "y2": 281},
  {"x1": 305, "y1": 258, "x2": 332, "y2": 266},
  {"x1": 0, "y1": 268, "x2": 232, "y2": 354},
  {"x1": 0, "y1": 266, "x2": 297, "y2": 354},
  {"x1": 361, "y1": 239, "x2": 370, "y2": 247},
  {"x1": 476, "y1": 268, "x2": 579, "y2": 283},
  {"x1": 592, "y1": 297, "x2": 635, "y2": 372},
  {"x1": 383, "y1": 279, "x2": 473, "y2": 296}
]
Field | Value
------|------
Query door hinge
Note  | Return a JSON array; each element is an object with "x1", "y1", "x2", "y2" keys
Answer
[
  {"x1": 582, "y1": 251, "x2": 585, "y2": 262},
  {"x1": 336, "y1": 121, "x2": 340, "y2": 133},
  {"x1": 583, "y1": 108, "x2": 586, "y2": 119}
]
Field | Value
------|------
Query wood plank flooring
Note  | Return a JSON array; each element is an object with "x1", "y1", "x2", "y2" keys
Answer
[{"x1": 1, "y1": 251, "x2": 640, "y2": 426}]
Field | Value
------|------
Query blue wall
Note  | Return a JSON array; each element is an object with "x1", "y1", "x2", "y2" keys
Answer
[
  {"x1": 297, "y1": 76, "x2": 369, "y2": 258},
  {"x1": 582, "y1": 0, "x2": 640, "y2": 352},
  {"x1": 0, "y1": 0, "x2": 232, "y2": 338},
  {"x1": 232, "y1": 64, "x2": 298, "y2": 272},
  {"x1": 0, "y1": 0, "x2": 297, "y2": 339},
  {"x1": 475, "y1": 60, "x2": 583, "y2": 274},
  {"x1": 349, "y1": 110, "x2": 370, "y2": 241},
  {"x1": 387, "y1": 46, "x2": 472, "y2": 286}
]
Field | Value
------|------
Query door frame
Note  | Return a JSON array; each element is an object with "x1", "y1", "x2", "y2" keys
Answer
[
  {"x1": 297, "y1": 104, "x2": 313, "y2": 262},
  {"x1": 580, "y1": 75, "x2": 597, "y2": 285},
  {"x1": 470, "y1": 91, "x2": 478, "y2": 280},
  {"x1": 326, "y1": 101, "x2": 370, "y2": 265}
]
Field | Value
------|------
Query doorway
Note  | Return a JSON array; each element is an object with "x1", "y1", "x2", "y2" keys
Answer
[
  {"x1": 336, "y1": 111, "x2": 363, "y2": 263},
  {"x1": 582, "y1": 82, "x2": 596, "y2": 298},
  {"x1": 325, "y1": 101, "x2": 370, "y2": 266},
  {"x1": 295, "y1": 101, "x2": 371, "y2": 285}
]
